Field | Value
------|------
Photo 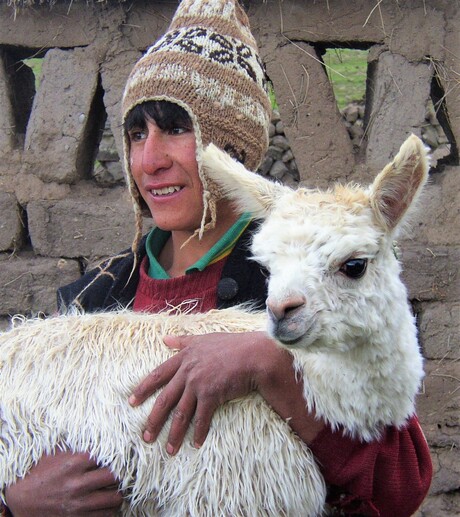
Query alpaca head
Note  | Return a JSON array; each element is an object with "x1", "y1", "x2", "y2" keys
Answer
[{"x1": 202, "y1": 135, "x2": 429, "y2": 351}]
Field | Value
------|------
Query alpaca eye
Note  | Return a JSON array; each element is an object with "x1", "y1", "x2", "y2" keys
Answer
[{"x1": 339, "y1": 258, "x2": 368, "y2": 279}]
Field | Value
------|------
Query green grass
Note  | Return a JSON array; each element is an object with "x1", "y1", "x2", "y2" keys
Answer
[
  {"x1": 23, "y1": 57, "x2": 43, "y2": 89},
  {"x1": 323, "y1": 48, "x2": 368, "y2": 109},
  {"x1": 268, "y1": 81, "x2": 279, "y2": 111}
]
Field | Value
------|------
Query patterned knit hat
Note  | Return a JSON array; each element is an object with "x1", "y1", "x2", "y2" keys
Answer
[{"x1": 122, "y1": 0, "x2": 271, "y2": 245}]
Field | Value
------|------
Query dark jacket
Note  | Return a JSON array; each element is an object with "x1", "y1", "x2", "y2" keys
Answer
[{"x1": 57, "y1": 221, "x2": 268, "y2": 313}]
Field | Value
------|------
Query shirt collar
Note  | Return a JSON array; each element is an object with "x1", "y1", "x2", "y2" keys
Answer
[{"x1": 146, "y1": 212, "x2": 252, "y2": 279}]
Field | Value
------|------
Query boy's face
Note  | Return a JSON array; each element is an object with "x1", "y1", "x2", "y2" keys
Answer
[{"x1": 128, "y1": 117, "x2": 206, "y2": 233}]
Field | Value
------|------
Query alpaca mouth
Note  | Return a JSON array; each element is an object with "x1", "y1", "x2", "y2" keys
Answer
[
  {"x1": 277, "y1": 334, "x2": 304, "y2": 346},
  {"x1": 269, "y1": 312, "x2": 316, "y2": 347}
]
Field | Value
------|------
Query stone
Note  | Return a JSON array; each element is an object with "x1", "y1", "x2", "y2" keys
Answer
[
  {"x1": 282, "y1": 149, "x2": 294, "y2": 163},
  {"x1": 271, "y1": 135, "x2": 290, "y2": 151},
  {"x1": 0, "y1": 252, "x2": 81, "y2": 315},
  {"x1": 344, "y1": 104, "x2": 359, "y2": 124},
  {"x1": 436, "y1": 126, "x2": 449, "y2": 144},
  {"x1": 100, "y1": 49, "x2": 143, "y2": 160},
  {"x1": 271, "y1": 109, "x2": 281, "y2": 124},
  {"x1": 269, "y1": 160, "x2": 288, "y2": 180},
  {"x1": 27, "y1": 184, "x2": 155, "y2": 260},
  {"x1": 265, "y1": 145, "x2": 283, "y2": 161},
  {"x1": 289, "y1": 158, "x2": 298, "y2": 172},
  {"x1": 431, "y1": 145, "x2": 451, "y2": 167},
  {"x1": 428, "y1": 446, "x2": 460, "y2": 495},
  {"x1": 0, "y1": 50, "x2": 17, "y2": 156},
  {"x1": 426, "y1": 101, "x2": 438, "y2": 126},
  {"x1": 23, "y1": 47, "x2": 100, "y2": 183},
  {"x1": 416, "y1": 492, "x2": 460, "y2": 517},
  {"x1": 422, "y1": 125, "x2": 440, "y2": 149},
  {"x1": 365, "y1": 50, "x2": 432, "y2": 169},
  {"x1": 0, "y1": 192, "x2": 24, "y2": 251},
  {"x1": 417, "y1": 359, "x2": 460, "y2": 448},
  {"x1": 93, "y1": 161, "x2": 124, "y2": 186},
  {"x1": 401, "y1": 244, "x2": 459, "y2": 303},
  {"x1": 418, "y1": 302, "x2": 460, "y2": 360},
  {"x1": 105, "y1": 161, "x2": 124, "y2": 179},
  {"x1": 97, "y1": 134, "x2": 120, "y2": 162},
  {"x1": 408, "y1": 169, "x2": 460, "y2": 246},
  {"x1": 348, "y1": 124, "x2": 364, "y2": 142},
  {"x1": 257, "y1": 155, "x2": 274, "y2": 176},
  {"x1": 281, "y1": 173, "x2": 299, "y2": 189}
]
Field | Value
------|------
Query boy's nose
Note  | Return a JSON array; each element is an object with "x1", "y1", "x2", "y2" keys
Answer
[{"x1": 142, "y1": 132, "x2": 173, "y2": 174}]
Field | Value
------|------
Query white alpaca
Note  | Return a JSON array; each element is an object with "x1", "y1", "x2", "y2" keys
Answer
[{"x1": 0, "y1": 134, "x2": 429, "y2": 516}]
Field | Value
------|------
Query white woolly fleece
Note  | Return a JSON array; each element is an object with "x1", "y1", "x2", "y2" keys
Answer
[{"x1": 0, "y1": 309, "x2": 325, "y2": 517}]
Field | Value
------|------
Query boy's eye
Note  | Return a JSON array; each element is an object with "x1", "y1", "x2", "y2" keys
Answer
[
  {"x1": 169, "y1": 127, "x2": 188, "y2": 135},
  {"x1": 128, "y1": 129, "x2": 146, "y2": 142}
]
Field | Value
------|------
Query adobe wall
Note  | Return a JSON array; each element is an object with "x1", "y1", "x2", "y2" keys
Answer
[{"x1": 0, "y1": 1, "x2": 458, "y2": 513}]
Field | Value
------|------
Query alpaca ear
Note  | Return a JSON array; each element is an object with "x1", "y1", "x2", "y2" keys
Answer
[
  {"x1": 201, "y1": 143, "x2": 288, "y2": 218},
  {"x1": 370, "y1": 134, "x2": 430, "y2": 231}
]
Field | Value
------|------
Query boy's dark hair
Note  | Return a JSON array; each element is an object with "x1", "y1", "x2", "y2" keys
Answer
[{"x1": 124, "y1": 100, "x2": 193, "y2": 134}]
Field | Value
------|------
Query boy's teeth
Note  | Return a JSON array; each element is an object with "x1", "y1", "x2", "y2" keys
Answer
[{"x1": 152, "y1": 186, "x2": 180, "y2": 195}]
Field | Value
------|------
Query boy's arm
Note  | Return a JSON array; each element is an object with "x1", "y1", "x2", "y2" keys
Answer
[{"x1": 310, "y1": 415, "x2": 432, "y2": 516}]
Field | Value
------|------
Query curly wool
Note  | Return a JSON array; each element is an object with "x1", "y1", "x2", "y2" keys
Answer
[{"x1": 0, "y1": 309, "x2": 325, "y2": 517}]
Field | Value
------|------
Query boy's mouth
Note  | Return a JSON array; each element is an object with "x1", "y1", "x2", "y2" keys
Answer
[{"x1": 150, "y1": 185, "x2": 182, "y2": 196}]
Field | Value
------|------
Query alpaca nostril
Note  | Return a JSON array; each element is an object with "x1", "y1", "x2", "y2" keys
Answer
[
  {"x1": 267, "y1": 296, "x2": 306, "y2": 322},
  {"x1": 285, "y1": 301, "x2": 305, "y2": 317}
]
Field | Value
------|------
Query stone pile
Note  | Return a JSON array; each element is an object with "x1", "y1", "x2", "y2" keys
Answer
[
  {"x1": 341, "y1": 101, "x2": 365, "y2": 149},
  {"x1": 92, "y1": 120, "x2": 124, "y2": 186},
  {"x1": 421, "y1": 100, "x2": 452, "y2": 164},
  {"x1": 257, "y1": 109, "x2": 299, "y2": 184},
  {"x1": 341, "y1": 99, "x2": 452, "y2": 165}
]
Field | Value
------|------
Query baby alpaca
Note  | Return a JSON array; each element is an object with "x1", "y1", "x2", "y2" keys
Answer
[
  {"x1": 203, "y1": 133, "x2": 428, "y2": 441},
  {"x1": 0, "y1": 134, "x2": 429, "y2": 516}
]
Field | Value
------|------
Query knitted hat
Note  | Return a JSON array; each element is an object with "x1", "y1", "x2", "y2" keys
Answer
[{"x1": 121, "y1": 0, "x2": 271, "y2": 246}]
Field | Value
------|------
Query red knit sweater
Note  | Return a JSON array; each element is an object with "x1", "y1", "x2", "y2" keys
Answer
[
  {"x1": 132, "y1": 256, "x2": 433, "y2": 516},
  {"x1": 133, "y1": 256, "x2": 226, "y2": 313}
]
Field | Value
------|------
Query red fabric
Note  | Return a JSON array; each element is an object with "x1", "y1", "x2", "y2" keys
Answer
[
  {"x1": 309, "y1": 415, "x2": 433, "y2": 516},
  {"x1": 133, "y1": 255, "x2": 226, "y2": 313},
  {"x1": 0, "y1": 504, "x2": 11, "y2": 517}
]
